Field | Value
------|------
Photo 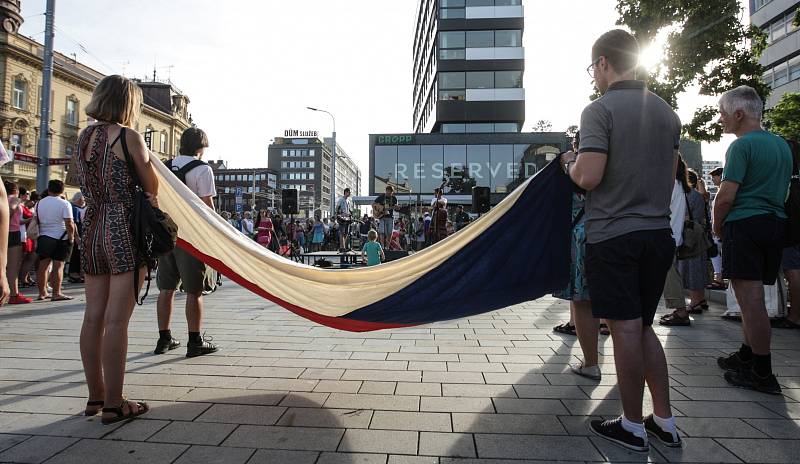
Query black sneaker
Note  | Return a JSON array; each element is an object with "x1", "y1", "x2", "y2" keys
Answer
[
  {"x1": 717, "y1": 350, "x2": 752, "y2": 371},
  {"x1": 153, "y1": 337, "x2": 180, "y2": 355},
  {"x1": 724, "y1": 367, "x2": 782, "y2": 395},
  {"x1": 644, "y1": 415, "x2": 682, "y2": 447},
  {"x1": 589, "y1": 417, "x2": 649, "y2": 453},
  {"x1": 186, "y1": 334, "x2": 219, "y2": 358}
]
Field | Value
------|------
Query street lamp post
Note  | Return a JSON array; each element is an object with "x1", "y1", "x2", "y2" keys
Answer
[
  {"x1": 35, "y1": 0, "x2": 56, "y2": 193},
  {"x1": 307, "y1": 107, "x2": 336, "y2": 218}
]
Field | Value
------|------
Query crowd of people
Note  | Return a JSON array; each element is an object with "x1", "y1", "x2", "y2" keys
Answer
[
  {"x1": 0, "y1": 28, "x2": 795, "y2": 454},
  {"x1": 215, "y1": 188, "x2": 472, "y2": 265},
  {"x1": 551, "y1": 29, "x2": 796, "y2": 453}
]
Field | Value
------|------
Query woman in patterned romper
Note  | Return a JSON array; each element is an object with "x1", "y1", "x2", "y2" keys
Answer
[{"x1": 76, "y1": 75, "x2": 158, "y2": 425}]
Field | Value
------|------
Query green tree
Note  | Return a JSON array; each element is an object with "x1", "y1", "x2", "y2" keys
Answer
[
  {"x1": 615, "y1": 0, "x2": 768, "y2": 142},
  {"x1": 566, "y1": 125, "x2": 579, "y2": 137},
  {"x1": 533, "y1": 120, "x2": 552, "y2": 132},
  {"x1": 765, "y1": 93, "x2": 800, "y2": 141}
]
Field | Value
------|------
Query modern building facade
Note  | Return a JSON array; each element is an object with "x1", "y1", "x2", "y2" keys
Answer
[
  {"x1": 324, "y1": 137, "x2": 362, "y2": 201},
  {"x1": 412, "y1": 0, "x2": 525, "y2": 134},
  {"x1": 365, "y1": 0, "x2": 551, "y2": 212},
  {"x1": 267, "y1": 135, "x2": 361, "y2": 218},
  {"x1": 368, "y1": 132, "x2": 568, "y2": 207},
  {"x1": 0, "y1": 3, "x2": 193, "y2": 192},
  {"x1": 751, "y1": 0, "x2": 800, "y2": 107},
  {"x1": 208, "y1": 160, "x2": 278, "y2": 213}
]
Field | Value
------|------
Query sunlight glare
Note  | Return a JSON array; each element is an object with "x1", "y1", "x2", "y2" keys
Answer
[{"x1": 639, "y1": 43, "x2": 665, "y2": 71}]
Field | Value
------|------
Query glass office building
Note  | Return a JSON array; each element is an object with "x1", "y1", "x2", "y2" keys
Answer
[
  {"x1": 368, "y1": 132, "x2": 568, "y2": 204},
  {"x1": 363, "y1": 0, "x2": 568, "y2": 209},
  {"x1": 413, "y1": 0, "x2": 526, "y2": 134}
]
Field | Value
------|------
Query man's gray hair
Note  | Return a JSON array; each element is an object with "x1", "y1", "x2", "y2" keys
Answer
[{"x1": 719, "y1": 85, "x2": 763, "y2": 121}]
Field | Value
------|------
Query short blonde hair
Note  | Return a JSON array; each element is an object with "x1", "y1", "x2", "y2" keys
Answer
[
  {"x1": 368, "y1": 229, "x2": 378, "y2": 241},
  {"x1": 85, "y1": 75, "x2": 142, "y2": 127}
]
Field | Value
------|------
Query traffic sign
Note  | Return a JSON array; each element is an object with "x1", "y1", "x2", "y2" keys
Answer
[
  {"x1": 235, "y1": 186, "x2": 243, "y2": 196},
  {"x1": 235, "y1": 196, "x2": 243, "y2": 204},
  {"x1": 235, "y1": 203, "x2": 243, "y2": 213}
]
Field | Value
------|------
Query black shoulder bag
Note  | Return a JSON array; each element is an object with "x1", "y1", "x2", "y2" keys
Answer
[{"x1": 120, "y1": 128, "x2": 179, "y2": 304}]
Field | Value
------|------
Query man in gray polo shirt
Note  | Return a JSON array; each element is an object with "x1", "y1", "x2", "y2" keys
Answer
[{"x1": 560, "y1": 29, "x2": 681, "y2": 453}]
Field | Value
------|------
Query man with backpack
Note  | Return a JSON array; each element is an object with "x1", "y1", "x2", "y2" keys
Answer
[
  {"x1": 713, "y1": 86, "x2": 793, "y2": 394},
  {"x1": 154, "y1": 128, "x2": 219, "y2": 358}
]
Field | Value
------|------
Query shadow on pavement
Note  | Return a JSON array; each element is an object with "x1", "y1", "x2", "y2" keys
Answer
[{"x1": 0, "y1": 391, "x2": 375, "y2": 463}]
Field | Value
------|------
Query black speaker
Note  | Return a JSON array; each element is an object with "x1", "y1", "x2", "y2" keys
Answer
[
  {"x1": 472, "y1": 186, "x2": 490, "y2": 213},
  {"x1": 281, "y1": 189, "x2": 298, "y2": 215},
  {"x1": 384, "y1": 250, "x2": 410, "y2": 262}
]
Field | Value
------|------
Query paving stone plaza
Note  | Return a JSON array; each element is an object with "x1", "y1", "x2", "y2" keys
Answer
[{"x1": 0, "y1": 280, "x2": 799, "y2": 463}]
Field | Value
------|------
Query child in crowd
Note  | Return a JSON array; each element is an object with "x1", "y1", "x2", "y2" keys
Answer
[{"x1": 361, "y1": 229, "x2": 384, "y2": 267}]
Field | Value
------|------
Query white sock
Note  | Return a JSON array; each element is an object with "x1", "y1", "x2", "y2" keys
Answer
[
  {"x1": 653, "y1": 414, "x2": 679, "y2": 439},
  {"x1": 621, "y1": 415, "x2": 647, "y2": 440}
]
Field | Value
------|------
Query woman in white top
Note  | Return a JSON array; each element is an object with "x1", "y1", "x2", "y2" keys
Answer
[{"x1": 659, "y1": 156, "x2": 691, "y2": 326}]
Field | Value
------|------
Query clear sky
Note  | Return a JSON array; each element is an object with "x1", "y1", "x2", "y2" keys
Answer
[{"x1": 19, "y1": 0, "x2": 738, "y2": 174}]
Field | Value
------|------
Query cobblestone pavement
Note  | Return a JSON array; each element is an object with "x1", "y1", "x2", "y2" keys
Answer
[{"x1": 0, "y1": 279, "x2": 799, "y2": 463}]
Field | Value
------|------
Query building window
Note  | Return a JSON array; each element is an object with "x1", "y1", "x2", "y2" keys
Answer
[
  {"x1": 160, "y1": 133, "x2": 167, "y2": 153},
  {"x1": 495, "y1": 70, "x2": 523, "y2": 88},
  {"x1": 10, "y1": 134, "x2": 22, "y2": 152},
  {"x1": 495, "y1": 30, "x2": 522, "y2": 47},
  {"x1": 772, "y1": 17, "x2": 787, "y2": 42},
  {"x1": 755, "y1": 0, "x2": 773, "y2": 10},
  {"x1": 774, "y1": 66, "x2": 789, "y2": 87},
  {"x1": 790, "y1": 59, "x2": 800, "y2": 82},
  {"x1": 440, "y1": 72, "x2": 466, "y2": 89},
  {"x1": 12, "y1": 78, "x2": 26, "y2": 110},
  {"x1": 466, "y1": 31, "x2": 494, "y2": 48},
  {"x1": 66, "y1": 98, "x2": 78, "y2": 126},
  {"x1": 466, "y1": 71, "x2": 494, "y2": 89}
]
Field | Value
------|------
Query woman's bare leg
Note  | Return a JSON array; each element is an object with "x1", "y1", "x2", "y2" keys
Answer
[
  {"x1": 80, "y1": 274, "x2": 110, "y2": 407},
  {"x1": 101, "y1": 269, "x2": 145, "y2": 417}
]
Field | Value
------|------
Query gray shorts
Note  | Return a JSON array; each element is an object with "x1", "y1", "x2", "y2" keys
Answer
[
  {"x1": 377, "y1": 217, "x2": 393, "y2": 236},
  {"x1": 783, "y1": 245, "x2": 800, "y2": 271},
  {"x1": 157, "y1": 248, "x2": 209, "y2": 294}
]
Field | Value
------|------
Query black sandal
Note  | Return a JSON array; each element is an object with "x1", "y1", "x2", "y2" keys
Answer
[
  {"x1": 659, "y1": 311, "x2": 691, "y2": 327},
  {"x1": 599, "y1": 323, "x2": 610, "y2": 336},
  {"x1": 84, "y1": 400, "x2": 104, "y2": 416},
  {"x1": 553, "y1": 322, "x2": 576, "y2": 336},
  {"x1": 686, "y1": 300, "x2": 709, "y2": 315},
  {"x1": 101, "y1": 400, "x2": 150, "y2": 425}
]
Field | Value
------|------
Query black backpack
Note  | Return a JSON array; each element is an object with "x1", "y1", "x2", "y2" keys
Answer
[
  {"x1": 165, "y1": 159, "x2": 207, "y2": 185},
  {"x1": 784, "y1": 138, "x2": 800, "y2": 247},
  {"x1": 120, "y1": 129, "x2": 178, "y2": 304}
]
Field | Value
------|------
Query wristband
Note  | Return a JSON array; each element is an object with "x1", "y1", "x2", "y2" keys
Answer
[{"x1": 563, "y1": 160, "x2": 576, "y2": 175}]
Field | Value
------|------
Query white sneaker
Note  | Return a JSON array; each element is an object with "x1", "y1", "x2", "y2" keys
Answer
[{"x1": 570, "y1": 362, "x2": 601, "y2": 380}]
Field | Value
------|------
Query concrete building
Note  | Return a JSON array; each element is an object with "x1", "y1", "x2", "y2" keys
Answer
[
  {"x1": 267, "y1": 134, "x2": 361, "y2": 218},
  {"x1": 324, "y1": 137, "x2": 361, "y2": 201},
  {"x1": 751, "y1": 0, "x2": 800, "y2": 107},
  {"x1": 208, "y1": 161, "x2": 278, "y2": 214},
  {"x1": 679, "y1": 139, "x2": 703, "y2": 174},
  {"x1": 413, "y1": 0, "x2": 525, "y2": 134},
  {"x1": 0, "y1": 2, "x2": 193, "y2": 192},
  {"x1": 702, "y1": 160, "x2": 723, "y2": 197}
]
